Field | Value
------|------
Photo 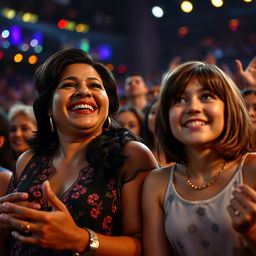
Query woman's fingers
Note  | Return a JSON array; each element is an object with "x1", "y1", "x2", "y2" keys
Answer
[{"x1": 42, "y1": 181, "x2": 67, "y2": 212}]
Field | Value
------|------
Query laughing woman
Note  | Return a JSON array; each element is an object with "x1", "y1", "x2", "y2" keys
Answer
[
  {"x1": 0, "y1": 48, "x2": 158, "y2": 256},
  {"x1": 142, "y1": 61, "x2": 256, "y2": 256}
]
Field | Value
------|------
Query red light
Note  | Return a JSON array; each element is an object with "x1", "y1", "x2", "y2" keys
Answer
[
  {"x1": 57, "y1": 19, "x2": 67, "y2": 29},
  {"x1": 0, "y1": 51, "x2": 3, "y2": 59},
  {"x1": 229, "y1": 19, "x2": 239, "y2": 31},
  {"x1": 117, "y1": 65, "x2": 127, "y2": 74}
]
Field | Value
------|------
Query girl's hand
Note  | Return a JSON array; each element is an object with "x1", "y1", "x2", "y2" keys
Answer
[
  {"x1": 0, "y1": 193, "x2": 41, "y2": 229},
  {"x1": 227, "y1": 184, "x2": 256, "y2": 242},
  {"x1": 0, "y1": 181, "x2": 87, "y2": 251}
]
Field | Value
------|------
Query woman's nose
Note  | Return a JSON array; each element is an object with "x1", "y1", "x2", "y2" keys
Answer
[{"x1": 75, "y1": 84, "x2": 91, "y2": 97}]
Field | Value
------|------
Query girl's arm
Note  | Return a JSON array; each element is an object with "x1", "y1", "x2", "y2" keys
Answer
[
  {"x1": 228, "y1": 153, "x2": 256, "y2": 255},
  {"x1": 142, "y1": 168, "x2": 173, "y2": 256}
]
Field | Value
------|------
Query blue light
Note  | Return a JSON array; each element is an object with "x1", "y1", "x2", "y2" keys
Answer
[
  {"x1": 97, "y1": 45, "x2": 112, "y2": 60},
  {"x1": 10, "y1": 25, "x2": 22, "y2": 45}
]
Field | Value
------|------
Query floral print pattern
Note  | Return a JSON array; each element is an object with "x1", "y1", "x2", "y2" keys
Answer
[{"x1": 10, "y1": 154, "x2": 121, "y2": 256}]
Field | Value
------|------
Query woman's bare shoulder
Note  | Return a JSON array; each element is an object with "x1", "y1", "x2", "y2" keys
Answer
[{"x1": 15, "y1": 150, "x2": 35, "y2": 181}]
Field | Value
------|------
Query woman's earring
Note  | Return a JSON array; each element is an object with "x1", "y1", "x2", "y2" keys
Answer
[
  {"x1": 104, "y1": 116, "x2": 111, "y2": 131},
  {"x1": 49, "y1": 116, "x2": 54, "y2": 132}
]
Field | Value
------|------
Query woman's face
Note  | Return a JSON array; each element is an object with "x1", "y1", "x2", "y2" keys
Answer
[
  {"x1": 10, "y1": 114, "x2": 36, "y2": 156},
  {"x1": 147, "y1": 102, "x2": 158, "y2": 135},
  {"x1": 51, "y1": 63, "x2": 109, "y2": 138},
  {"x1": 168, "y1": 79, "x2": 225, "y2": 149},
  {"x1": 118, "y1": 111, "x2": 141, "y2": 136}
]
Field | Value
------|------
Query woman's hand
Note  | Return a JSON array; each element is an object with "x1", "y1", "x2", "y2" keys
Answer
[
  {"x1": 228, "y1": 184, "x2": 256, "y2": 243},
  {"x1": 0, "y1": 181, "x2": 88, "y2": 251},
  {"x1": 0, "y1": 192, "x2": 41, "y2": 229},
  {"x1": 235, "y1": 57, "x2": 256, "y2": 88}
]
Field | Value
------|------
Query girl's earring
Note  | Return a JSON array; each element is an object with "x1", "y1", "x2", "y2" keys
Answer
[
  {"x1": 49, "y1": 116, "x2": 54, "y2": 132},
  {"x1": 104, "y1": 116, "x2": 111, "y2": 131}
]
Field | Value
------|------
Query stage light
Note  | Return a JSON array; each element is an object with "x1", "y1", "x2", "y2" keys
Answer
[
  {"x1": 178, "y1": 26, "x2": 189, "y2": 37},
  {"x1": 34, "y1": 45, "x2": 43, "y2": 53},
  {"x1": 152, "y1": 6, "x2": 164, "y2": 18},
  {"x1": 0, "y1": 51, "x2": 4, "y2": 60},
  {"x1": 243, "y1": 0, "x2": 253, "y2": 2},
  {"x1": 98, "y1": 45, "x2": 112, "y2": 60},
  {"x1": 105, "y1": 64, "x2": 114, "y2": 71},
  {"x1": 2, "y1": 41, "x2": 10, "y2": 48},
  {"x1": 57, "y1": 19, "x2": 67, "y2": 29},
  {"x1": 30, "y1": 39, "x2": 39, "y2": 47},
  {"x1": 76, "y1": 24, "x2": 89, "y2": 33},
  {"x1": 117, "y1": 65, "x2": 127, "y2": 74},
  {"x1": 2, "y1": 8, "x2": 16, "y2": 19},
  {"x1": 10, "y1": 25, "x2": 22, "y2": 45},
  {"x1": 80, "y1": 40, "x2": 90, "y2": 52},
  {"x1": 28, "y1": 55, "x2": 38, "y2": 64},
  {"x1": 211, "y1": 0, "x2": 224, "y2": 8},
  {"x1": 229, "y1": 19, "x2": 240, "y2": 31},
  {"x1": 21, "y1": 43, "x2": 30, "y2": 52},
  {"x1": 180, "y1": 1, "x2": 193, "y2": 13},
  {"x1": 14, "y1": 53, "x2": 23, "y2": 63},
  {"x1": 1, "y1": 30, "x2": 10, "y2": 38}
]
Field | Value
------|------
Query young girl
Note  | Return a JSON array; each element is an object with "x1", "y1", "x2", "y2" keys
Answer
[{"x1": 142, "y1": 61, "x2": 256, "y2": 255}]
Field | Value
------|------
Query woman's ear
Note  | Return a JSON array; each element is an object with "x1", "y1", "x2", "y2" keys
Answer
[{"x1": 0, "y1": 135, "x2": 6, "y2": 148}]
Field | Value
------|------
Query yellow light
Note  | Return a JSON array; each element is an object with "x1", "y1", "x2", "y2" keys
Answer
[
  {"x1": 75, "y1": 23, "x2": 90, "y2": 33},
  {"x1": 30, "y1": 14, "x2": 38, "y2": 23},
  {"x1": 180, "y1": 1, "x2": 193, "y2": 13},
  {"x1": 211, "y1": 0, "x2": 224, "y2": 8},
  {"x1": 243, "y1": 0, "x2": 253, "y2": 2},
  {"x1": 4, "y1": 8, "x2": 16, "y2": 19},
  {"x1": 14, "y1": 53, "x2": 23, "y2": 63},
  {"x1": 22, "y1": 13, "x2": 32, "y2": 22},
  {"x1": 28, "y1": 55, "x2": 38, "y2": 64},
  {"x1": 66, "y1": 21, "x2": 76, "y2": 31}
]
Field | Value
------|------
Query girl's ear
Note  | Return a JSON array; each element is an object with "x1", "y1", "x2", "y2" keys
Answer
[{"x1": 0, "y1": 135, "x2": 6, "y2": 148}]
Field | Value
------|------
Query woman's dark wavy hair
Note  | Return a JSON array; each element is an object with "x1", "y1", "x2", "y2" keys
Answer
[
  {"x1": 0, "y1": 109, "x2": 15, "y2": 170},
  {"x1": 156, "y1": 61, "x2": 256, "y2": 163},
  {"x1": 30, "y1": 48, "x2": 138, "y2": 177}
]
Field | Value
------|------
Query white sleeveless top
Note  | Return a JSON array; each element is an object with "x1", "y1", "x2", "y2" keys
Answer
[{"x1": 164, "y1": 154, "x2": 252, "y2": 256}]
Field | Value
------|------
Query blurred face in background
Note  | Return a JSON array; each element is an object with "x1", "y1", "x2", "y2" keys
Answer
[
  {"x1": 10, "y1": 114, "x2": 37, "y2": 156},
  {"x1": 118, "y1": 111, "x2": 141, "y2": 136},
  {"x1": 147, "y1": 101, "x2": 158, "y2": 135},
  {"x1": 124, "y1": 75, "x2": 148, "y2": 98},
  {"x1": 244, "y1": 93, "x2": 256, "y2": 127}
]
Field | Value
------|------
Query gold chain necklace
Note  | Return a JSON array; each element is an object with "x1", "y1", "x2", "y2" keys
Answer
[{"x1": 185, "y1": 161, "x2": 226, "y2": 190}]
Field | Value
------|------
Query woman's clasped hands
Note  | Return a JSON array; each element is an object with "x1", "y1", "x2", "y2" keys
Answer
[{"x1": 0, "y1": 181, "x2": 88, "y2": 252}]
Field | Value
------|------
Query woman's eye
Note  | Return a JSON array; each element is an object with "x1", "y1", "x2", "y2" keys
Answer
[
  {"x1": 90, "y1": 83, "x2": 103, "y2": 89},
  {"x1": 59, "y1": 83, "x2": 75, "y2": 89}
]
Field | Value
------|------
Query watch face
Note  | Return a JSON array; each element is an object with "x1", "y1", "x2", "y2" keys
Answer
[{"x1": 88, "y1": 228, "x2": 99, "y2": 251}]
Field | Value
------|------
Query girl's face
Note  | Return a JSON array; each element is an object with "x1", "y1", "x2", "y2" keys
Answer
[
  {"x1": 244, "y1": 94, "x2": 256, "y2": 127},
  {"x1": 168, "y1": 79, "x2": 225, "y2": 149},
  {"x1": 10, "y1": 114, "x2": 36, "y2": 156},
  {"x1": 118, "y1": 111, "x2": 141, "y2": 136},
  {"x1": 52, "y1": 63, "x2": 109, "y2": 138},
  {"x1": 147, "y1": 102, "x2": 158, "y2": 135}
]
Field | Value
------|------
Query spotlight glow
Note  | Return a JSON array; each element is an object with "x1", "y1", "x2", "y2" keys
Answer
[{"x1": 152, "y1": 6, "x2": 164, "y2": 18}]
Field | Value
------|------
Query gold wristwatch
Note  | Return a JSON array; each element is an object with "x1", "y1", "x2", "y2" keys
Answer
[{"x1": 72, "y1": 228, "x2": 99, "y2": 256}]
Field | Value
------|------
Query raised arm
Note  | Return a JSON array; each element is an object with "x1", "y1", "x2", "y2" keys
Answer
[{"x1": 235, "y1": 57, "x2": 256, "y2": 88}]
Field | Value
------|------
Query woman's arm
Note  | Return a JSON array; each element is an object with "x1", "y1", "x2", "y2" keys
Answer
[
  {"x1": 0, "y1": 141, "x2": 158, "y2": 256},
  {"x1": 142, "y1": 168, "x2": 173, "y2": 256}
]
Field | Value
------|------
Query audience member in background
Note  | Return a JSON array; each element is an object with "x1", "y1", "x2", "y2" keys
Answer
[
  {"x1": 0, "y1": 48, "x2": 158, "y2": 256},
  {"x1": 241, "y1": 88, "x2": 256, "y2": 128},
  {"x1": 143, "y1": 99, "x2": 171, "y2": 167},
  {"x1": 117, "y1": 105, "x2": 144, "y2": 137},
  {"x1": 235, "y1": 56, "x2": 256, "y2": 89},
  {"x1": 124, "y1": 73, "x2": 150, "y2": 114},
  {"x1": 0, "y1": 109, "x2": 14, "y2": 197},
  {"x1": 143, "y1": 61, "x2": 256, "y2": 255},
  {"x1": 8, "y1": 103, "x2": 37, "y2": 159}
]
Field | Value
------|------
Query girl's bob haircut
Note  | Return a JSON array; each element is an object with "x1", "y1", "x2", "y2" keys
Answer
[{"x1": 156, "y1": 61, "x2": 256, "y2": 162}]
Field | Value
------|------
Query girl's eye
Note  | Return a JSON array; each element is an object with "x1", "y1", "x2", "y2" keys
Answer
[
  {"x1": 173, "y1": 97, "x2": 185, "y2": 104},
  {"x1": 201, "y1": 93, "x2": 215, "y2": 100}
]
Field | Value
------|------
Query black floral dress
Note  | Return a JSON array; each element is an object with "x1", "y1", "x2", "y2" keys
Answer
[{"x1": 9, "y1": 154, "x2": 122, "y2": 256}]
